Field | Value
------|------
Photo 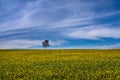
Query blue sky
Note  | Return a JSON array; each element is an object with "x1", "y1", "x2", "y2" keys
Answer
[{"x1": 0, "y1": 0, "x2": 120, "y2": 49}]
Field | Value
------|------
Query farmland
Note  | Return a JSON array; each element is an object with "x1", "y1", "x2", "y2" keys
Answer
[{"x1": 0, "y1": 49, "x2": 120, "y2": 80}]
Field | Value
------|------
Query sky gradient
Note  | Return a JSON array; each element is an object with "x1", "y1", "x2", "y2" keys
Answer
[{"x1": 0, "y1": 0, "x2": 120, "y2": 49}]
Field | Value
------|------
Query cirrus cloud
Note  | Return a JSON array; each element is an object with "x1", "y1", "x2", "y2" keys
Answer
[{"x1": 63, "y1": 26, "x2": 120, "y2": 40}]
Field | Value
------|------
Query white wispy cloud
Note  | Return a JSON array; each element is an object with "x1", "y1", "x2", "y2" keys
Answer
[
  {"x1": 0, "y1": 0, "x2": 104, "y2": 31},
  {"x1": 50, "y1": 40, "x2": 66, "y2": 46},
  {"x1": 53, "y1": 11, "x2": 120, "y2": 28},
  {"x1": 63, "y1": 26, "x2": 120, "y2": 40},
  {"x1": 0, "y1": 40, "x2": 41, "y2": 49},
  {"x1": 0, "y1": 0, "x2": 119, "y2": 31},
  {"x1": 0, "y1": 0, "x2": 47, "y2": 31},
  {"x1": 0, "y1": 39, "x2": 66, "y2": 49}
]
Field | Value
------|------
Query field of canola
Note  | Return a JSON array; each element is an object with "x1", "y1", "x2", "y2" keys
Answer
[{"x1": 0, "y1": 49, "x2": 120, "y2": 80}]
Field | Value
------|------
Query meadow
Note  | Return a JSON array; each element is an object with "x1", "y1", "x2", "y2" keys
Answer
[{"x1": 0, "y1": 49, "x2": 120, "y2": 80}]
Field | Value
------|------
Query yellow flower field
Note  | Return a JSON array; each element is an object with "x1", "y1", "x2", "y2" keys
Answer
[{"x1": 0, "y1": 49, "x2": 120, "y2": 80}]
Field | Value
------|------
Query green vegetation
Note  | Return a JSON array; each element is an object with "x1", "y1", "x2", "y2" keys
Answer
[{"x1": 0, "y1": 49, "x2": 120, "y2": 80}]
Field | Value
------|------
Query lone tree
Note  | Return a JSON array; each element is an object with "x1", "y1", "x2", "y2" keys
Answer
[{"x1": 42, "y1": 40, "x2": 50, "y2": 49}]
